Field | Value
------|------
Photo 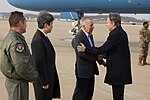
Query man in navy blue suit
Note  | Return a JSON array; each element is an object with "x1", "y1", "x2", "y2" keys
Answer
[
  {"x1": 31, "y1": 11, "x2": 60, "y2": 100},
  {"x1": 72, "y1": 17, "x2": 105, "y2": 100},
  {"x1": 77, "y1": 13, "x2": 132, "y2": 100}
]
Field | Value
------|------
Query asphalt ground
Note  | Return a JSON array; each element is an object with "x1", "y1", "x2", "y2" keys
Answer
[{"x1": 0, "y1": 20, "x2": 150, "y2": 100}]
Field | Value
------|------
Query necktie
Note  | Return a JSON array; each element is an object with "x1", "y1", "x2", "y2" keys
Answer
[{"x1": 88, "y1": 34, "x2": 93, "y2": 47}]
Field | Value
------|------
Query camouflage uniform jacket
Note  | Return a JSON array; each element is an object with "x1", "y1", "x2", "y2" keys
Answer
[
  {"x1": 139, "y1": 27, "x2": 150, "y2": 45},
  {"x1": 0, "y1": 29, "x2": 38, "y2": 83}
]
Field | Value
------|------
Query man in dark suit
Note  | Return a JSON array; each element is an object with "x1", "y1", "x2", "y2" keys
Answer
[
  {"x1": 77, "y1": 13, "x2": 132, "y2": 100},
  {"x1": 72, "y1": 17, "x2": 105, "y2": 100},
  {"x1": 31, "y1": 11, "x2": 60, "y2": 100}
]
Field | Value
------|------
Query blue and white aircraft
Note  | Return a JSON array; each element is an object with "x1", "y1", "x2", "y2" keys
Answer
[
  {"x1": 7, "y1": 0, "x2": 150, "y2": 33},
  {"x1": 7, "y1": 0, "x2": 150, "y2": 19}
]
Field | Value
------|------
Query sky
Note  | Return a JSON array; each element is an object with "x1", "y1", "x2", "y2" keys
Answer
[{"x1": 0, "y1": 0, "x2": 150, "y2": 20}]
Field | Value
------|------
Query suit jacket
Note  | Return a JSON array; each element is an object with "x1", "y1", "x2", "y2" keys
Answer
[
  {"x1": 72, "y1": 29, "x2": 100, "y2": 78},
  {"x1": 86, "y1": 26, "x2": 132, "y2": 85},
  {"x1": 31, "y1": 29, "x2": 60, "y2": 99}
]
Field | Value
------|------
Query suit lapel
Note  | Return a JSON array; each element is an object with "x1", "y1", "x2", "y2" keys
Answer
[
  {"x1": 45, "y1": 36, "x2": 55, "y2": 52},
  {"x1": 81, "y1": 30, "x2": 90, "y2": 47},
  {"x1": 37, "y1": 30, "x2": 55, "y2": 52},
  {"x1": 80, "y1": 30, "x2": 95, "y2": 47}
]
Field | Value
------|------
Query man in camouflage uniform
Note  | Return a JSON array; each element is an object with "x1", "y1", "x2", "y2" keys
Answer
[
  {"x1": 0, "y1": 11, "x2": 38, "y2": 100},
  {"x1": 138, "y1": 21, "x2": 150, "y2": 66}
]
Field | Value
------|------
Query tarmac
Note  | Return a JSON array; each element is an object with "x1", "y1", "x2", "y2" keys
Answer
[{"x1": 0, "y1": 20, "x2": 150, "y2": 100}]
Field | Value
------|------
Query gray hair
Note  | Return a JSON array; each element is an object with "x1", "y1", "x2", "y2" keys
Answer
[
  {"x1": 37, "y1": 11, "x2": 54, "y2": 29},
  {"x1": 109, "y1": 13, "x2": 121, "y2": 26},
  {"x1": 80, "y1": 17, "x2": 93, "y2": 26}
]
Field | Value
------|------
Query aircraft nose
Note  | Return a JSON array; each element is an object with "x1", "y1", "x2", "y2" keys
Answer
[
  {"x1": 7, "y1": 0, "x2": 40, "y2": 11},
  {"x1": 7, "y1": 0, "x2": 35, "y2": 11},
  {"x1": 7, "y1": 0, "x2": 23, "y2": 8},
  {"x1": 7, "y1": 0, "x2": 18, "y2": 6}
]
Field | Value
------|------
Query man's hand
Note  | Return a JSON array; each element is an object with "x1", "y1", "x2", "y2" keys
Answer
[
  {"x1": 98, "y1": 54, "x2": 104, "y2": 60},
  {"x1": 102, "y1": 61, "x2": 107, "y2": 67},
  {"x1": 77, "y1": 43, "x2": 86, "y2": 52},
  {"x1": 42, "y1": 84, "x2": 49, "y2": 89}
]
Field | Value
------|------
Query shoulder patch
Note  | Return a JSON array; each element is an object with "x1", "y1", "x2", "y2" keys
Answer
[{"x1": 16, "y1": 43, "x2": 24, "y2": 53}]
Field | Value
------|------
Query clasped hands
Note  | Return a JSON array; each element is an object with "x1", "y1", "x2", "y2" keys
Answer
[
  {"x1": 77, "y1": 43, "x2": 107, "y2": 67},
  {"x1": 42, "y1": 84, "x2": 49, "y2": 89}
]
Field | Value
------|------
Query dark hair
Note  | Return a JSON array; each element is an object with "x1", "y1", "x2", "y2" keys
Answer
[
  {"x1": 37, "y1": 11, "x2": 54, "y2": 29},
  {"x1": 9, "y1": 11, "x2": 25, "y2": 27},
  {"x1": 109, "y1": 13, "x2": 121, "y2": 26},
  {"x1": 143, "y1": 21, "x2": 148, "y2": 26}
]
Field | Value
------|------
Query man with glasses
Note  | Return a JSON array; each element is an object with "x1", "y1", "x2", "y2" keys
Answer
[{"x1": 77, "y1": 13, "x2": 132, "y2": 100}]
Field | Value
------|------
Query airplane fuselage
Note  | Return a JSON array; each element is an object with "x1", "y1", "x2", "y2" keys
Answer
[{"x1": 7, "y1": 0, "x2": 150, "y2": 14}]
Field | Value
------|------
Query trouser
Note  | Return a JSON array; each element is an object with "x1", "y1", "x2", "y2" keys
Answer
[
  {"x1": 112, "y1": 85, "x2": 125, "y2": 100},
  {"x1": 5, "y1": 79, "x2": 29, "y2": 100},
  {"x1": 139, "y1": 44, "x2": 149, "y2": 60},
  {"x1": 72, "y1": 76, "x2": 95, "y2": 100}
]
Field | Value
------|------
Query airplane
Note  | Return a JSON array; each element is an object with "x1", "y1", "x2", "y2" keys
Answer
[
  {"x1": 7, "y1": 0, "x2": 150, "y2": 34},
  {"x1": 7, "y1": 0, "x2": 150, "y2": 17}
]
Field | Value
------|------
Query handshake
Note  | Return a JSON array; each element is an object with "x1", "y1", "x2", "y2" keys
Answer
[
  {"x1": 98, "y1": 54, "x2": 107, "y2": 67},
  {"x1": 77, "y1": 43, "x2": 107, "y2": 67}
]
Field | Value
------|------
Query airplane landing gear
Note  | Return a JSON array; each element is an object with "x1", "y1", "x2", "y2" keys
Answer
[{"x1": 70, "y1": 12, "x2": 84, "y2": 36}]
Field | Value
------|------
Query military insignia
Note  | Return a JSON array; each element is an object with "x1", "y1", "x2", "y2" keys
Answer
[{"x1": 16, "y1": 43, "x2": 24, "y2": 53}]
